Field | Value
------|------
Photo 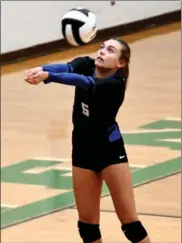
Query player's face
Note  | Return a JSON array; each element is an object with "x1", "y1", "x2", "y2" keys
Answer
[{"x1": 95, "y1": 39, "x2": 125, "y2": 70}]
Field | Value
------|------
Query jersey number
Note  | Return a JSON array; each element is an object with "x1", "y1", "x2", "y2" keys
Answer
[{"x1": 81, "y1": 102, "x2": 89, "y2": 117}]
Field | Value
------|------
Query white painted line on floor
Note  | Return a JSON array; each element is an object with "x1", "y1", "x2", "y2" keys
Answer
[
  {"x1": 130, "y1": 164, "x2": 147, "y2": 168},
  {"x1": 1, "y1": 204, "x2": 17, "y2": 208},
  {"x1": 62, "y1": 172, "x2": 72, "y2": 177},
  {"x1": 158, "y1": 138, "x2": 181, "y2": 143},
  {"x1": 165, "y1": 117, "x2": 181, "y2": 121},
  {"x1": 122, "y1": 128, "x2": 179, "y2": 134},
  {"x1": 33, "y1": 157, "x2": 70, "y2": 162},
  {"x1": 24, "y1": 166, "x2": 72, "y2": 174}
]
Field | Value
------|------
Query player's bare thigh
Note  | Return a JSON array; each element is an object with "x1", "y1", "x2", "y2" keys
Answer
[
  {"x1": 72, "y1": 166, "x2": 103, "y2": 224},
  {"x1": 101, "y1": 163, "x2": 138, "y2": 223}
]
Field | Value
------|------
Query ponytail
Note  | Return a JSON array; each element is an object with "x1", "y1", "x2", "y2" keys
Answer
[{"x1": 118, "y1": 63, "x2": 129, "y2": 88}]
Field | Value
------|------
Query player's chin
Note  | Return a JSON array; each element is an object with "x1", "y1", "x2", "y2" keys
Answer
[{"x1": 95, "y1": 60, "x2": 106, "y2": 68}]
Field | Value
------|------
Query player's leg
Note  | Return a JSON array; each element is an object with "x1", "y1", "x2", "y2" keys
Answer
[
  {"x1": 101, "y1": 162, "x2": 151, "y2": 243},
  {"x1": 72, "y1": 166, "x2": 103, "y2": 243}
]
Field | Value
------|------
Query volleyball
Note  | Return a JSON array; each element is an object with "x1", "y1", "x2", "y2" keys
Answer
[{"x1": 61, "y1": 7, "x2": 97, "y2": 46}]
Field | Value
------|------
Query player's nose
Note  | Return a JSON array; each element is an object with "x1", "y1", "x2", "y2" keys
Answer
[{"x1": 99, "y1": 48, "x2": 106, "y2": 56}]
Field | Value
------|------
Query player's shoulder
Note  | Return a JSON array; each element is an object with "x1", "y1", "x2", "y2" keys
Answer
[
  {"x1": 68, "y1": 56, "x2": 95, "y2": 75},
  {"x1": 95, "y1": 72, "x2": 126, "y2": 87}
]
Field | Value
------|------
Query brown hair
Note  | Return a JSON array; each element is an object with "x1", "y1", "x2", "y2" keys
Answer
[{"x1": 112, "y1": 38, "x2": 131, "y2": 87}]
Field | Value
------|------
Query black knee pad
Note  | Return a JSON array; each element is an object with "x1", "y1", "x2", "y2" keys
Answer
[
  {"x1": 121, "y1": 221, "x2": 148, "y2": 242},
  {"x1": 78, "y1": 221, "x2": 101, "y2": 242}
]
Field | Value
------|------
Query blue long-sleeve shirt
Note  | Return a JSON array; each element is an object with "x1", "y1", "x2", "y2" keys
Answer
[
  {"x1": 44, "y1": 72, "x2": 95, "y2": 89},
  {"x1": 42, "y1": 63, "x2": 72, "y2": 73},
  {"x1": 42, "y1": 60, "x2": 96, "y2": 89}
]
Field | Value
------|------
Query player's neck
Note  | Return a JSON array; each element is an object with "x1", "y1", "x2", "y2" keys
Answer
[{"x1": 94, "y1": 67, "x2": 117, "y2": 79}]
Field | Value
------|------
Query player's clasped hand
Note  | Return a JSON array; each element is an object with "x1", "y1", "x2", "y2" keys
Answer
[{"x1": 24, "y1": 67, "x2": 49, "y2": 85}]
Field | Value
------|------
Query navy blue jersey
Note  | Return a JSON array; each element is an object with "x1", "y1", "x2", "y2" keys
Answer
[
  {"x1": 43, "y1": 56, "x2": 128, "y2": 169},
  {"x1": 43, "y1": 56, "x2": 127, "y2": 145},
  {"x1": 43, "y1": 56, "x2": 126, "y2": 128},
  {"x1": 71, "y1": 57, "x2": 126, "y2": 128}
]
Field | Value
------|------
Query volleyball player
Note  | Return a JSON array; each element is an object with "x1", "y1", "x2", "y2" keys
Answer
[{"x1": 24, "y1": 38, "x2": 151, "y2": 243}]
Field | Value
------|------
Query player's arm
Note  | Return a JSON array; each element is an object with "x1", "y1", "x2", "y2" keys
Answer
[
  {"x1": 42, "y1": 63, "x2": 72, "y2": 73},
  {"x1": 43, "y1": 72, "x2": 124, "y2": 89},
  {"x1": 43, "y1": 72, "x2": 95, "y2": 89},
  {"x1": 42, "y1": 57, "x2": 87, "y2": 74}
]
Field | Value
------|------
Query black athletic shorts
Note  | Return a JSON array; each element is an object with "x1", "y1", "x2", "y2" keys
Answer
[{"x1": 72, "y1": 123, "x2": 128, "y2": 172}]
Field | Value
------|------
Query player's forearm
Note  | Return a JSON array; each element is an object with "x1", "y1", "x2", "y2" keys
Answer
[
  {"x1": 42, "y1": 63, "x2": 72, "y2": 73},
  {"x1": 43, "y1": 72, "x2": 95, "y2": 88}
]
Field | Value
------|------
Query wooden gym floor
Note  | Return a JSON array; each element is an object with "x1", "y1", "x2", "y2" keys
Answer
[{"x1": 1, "y1": 22, "x2": 181, "y2": 242}]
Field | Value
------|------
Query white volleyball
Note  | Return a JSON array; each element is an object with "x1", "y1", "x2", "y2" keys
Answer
[{"x1": 61, "y1": 7, "x2": 97, "y2": 46}]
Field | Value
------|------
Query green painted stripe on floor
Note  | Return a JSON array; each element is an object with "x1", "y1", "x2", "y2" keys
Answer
[
  {"x1": 1, "y1": 207, "x2": 9, "y2": 213},
  {"x1": 1, "y1": 159, "x2": 180, "y2": 229},
  {"x1": 123, "y1": 119, "x2": 181, "y2": 151},
  {"x1": 140, "y1": 120, "x2": 181, "y2": 130},
  {"x1": 1, "y1": 159, "x2": 73, "y2": 190},
  {"x1": 1, "y1": 191, "x2": 74, "y2": 228},
  {"x1": 132, "y1": 157, "x2": 181, "y2": 186},
  {"x1": 123, "y1": 131, "x2": 180, "y2": 150}
]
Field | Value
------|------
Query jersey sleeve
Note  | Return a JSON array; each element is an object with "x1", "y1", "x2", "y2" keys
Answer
[
  {"x1": 42, "y1": 63, "x2": 72, "y2": 73},
  {"x1": 43, "y1": 72, "x2": 95, "y2": 89},
  {"x1": 43, "y1": 71, "x2": 125, "y2": 91}
]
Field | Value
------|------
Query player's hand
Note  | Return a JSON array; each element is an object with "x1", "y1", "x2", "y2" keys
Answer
[
  {"x1": 24, "y1": 67, "x2": 43, "y2": 80},
  {"x1": 25, "y1": 71, "x2": 49, "y2": 85}
]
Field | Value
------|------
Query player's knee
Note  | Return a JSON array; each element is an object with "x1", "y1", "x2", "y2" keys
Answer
[
  {"x1": 121, "y1": 221, "x2": 148, "y2": 242},
  {"x1": 78, "y1": 220, "x2": 101, "y2": 243}
]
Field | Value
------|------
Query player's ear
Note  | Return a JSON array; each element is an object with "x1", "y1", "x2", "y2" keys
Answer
[{"x1": 117, "y1": 58, "x2": 126, "y2": 69}]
